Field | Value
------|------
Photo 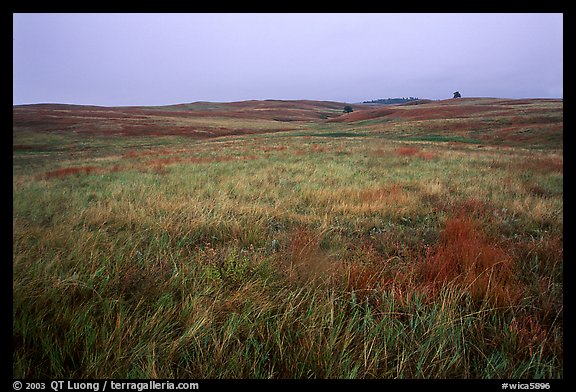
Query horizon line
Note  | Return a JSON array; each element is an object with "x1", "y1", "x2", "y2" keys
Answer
[{"x1": 12, "y1": 96, "x2": 564, "y2": 108}]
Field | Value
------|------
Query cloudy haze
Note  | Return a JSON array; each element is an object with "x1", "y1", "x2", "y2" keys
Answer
[{"x1": 13, "y1": 13, "x2": 563, "y2": 106}]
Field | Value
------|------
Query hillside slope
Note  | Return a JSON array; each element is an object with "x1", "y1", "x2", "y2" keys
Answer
[
  {"x1": 13, "y1": 99, "x2": 368, "y2": 138},
  {"x1": 329, "y1": 98, "x2": 563, "y2": 148},
  {"x1": 13, "y1": 98, "x2": 562, "y2": 148}
]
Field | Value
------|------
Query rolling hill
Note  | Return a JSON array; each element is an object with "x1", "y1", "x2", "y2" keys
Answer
[
  {"x1": 13, "y1": 99, "x2": 368, "y2": 138},
  {"x1": 13, "y1": 97, "x2": 563, "y2": 148},
  {"x1": 329, "y1": 98, "x2": 563, "y2": 148}
]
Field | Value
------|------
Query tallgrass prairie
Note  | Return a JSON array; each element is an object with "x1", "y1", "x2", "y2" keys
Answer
[{"x1": 13, "y1": 98, "x2": 562, "y2": 378}]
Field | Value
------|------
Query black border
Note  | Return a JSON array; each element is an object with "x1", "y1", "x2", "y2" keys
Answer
[{"x1": 9, "y1": 6, "x2": 569, "y2": 388}]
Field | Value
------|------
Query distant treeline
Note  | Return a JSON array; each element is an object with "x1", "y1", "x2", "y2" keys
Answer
[{"x1": 363, "y1": 97, "x2": 420, "y2": 104}]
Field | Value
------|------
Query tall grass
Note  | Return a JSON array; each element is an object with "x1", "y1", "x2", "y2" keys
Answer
[{"x1": 13, "y1": 130, "x2": 562, "y2": 378}]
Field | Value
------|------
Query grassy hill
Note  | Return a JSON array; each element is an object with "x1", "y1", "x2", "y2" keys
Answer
[
  {"x1": 329, "y1": 98, "x2": 563, "y2": 149},
  {"x1": 13, "y1": 99, "x2": 369, "y2": 138},
  {"x1": 13, "y1": 97, "x2": 563, "y2": 378},
  {"x1": 14, "y1": 98, "x2": 562, "y2": 149}
]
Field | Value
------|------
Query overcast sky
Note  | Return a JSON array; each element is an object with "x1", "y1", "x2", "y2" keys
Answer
[{"x1": 13, "y1": 13, "x2": 563, "y2": 106}]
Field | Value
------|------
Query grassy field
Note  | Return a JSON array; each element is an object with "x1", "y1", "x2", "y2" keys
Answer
[{"x1": 13, "y1": 98, "x2": 563, "y2": 378}]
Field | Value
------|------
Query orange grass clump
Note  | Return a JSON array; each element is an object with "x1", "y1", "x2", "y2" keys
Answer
[
  {"x1": 395, "y1": 146, "x2": 420, "y2": 156},
  {"x1": 418, "y1": 213, "x2": 520, "y2": 307}
]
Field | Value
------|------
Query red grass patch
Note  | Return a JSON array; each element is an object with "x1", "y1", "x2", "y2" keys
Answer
[
  {"x1": 13, "y1": 144, "x2": 48, "y2": 151},
  {"x1": 346, "y1": 262, "x2": 383, "y2": 294},
  {"x1": 395, "y1": 147, "x2": 438, "y2": 160},
  {"x1": 508, "y1": 315, "x2": 552, "y2": 358},
  {"x1": 396, "y1": 147, "x2": 420, "y2": 156},
  {"x1": 42, "y1": 166, "x2": 99, "y2": 179},
  {"x1": 418, "y1": 213, "x2": 520, "y2": 307},
  {"x1": 40, "y1": 163, "x2": 128, "y2": 179},
  {"x1": 515, "y1": 157, "x2": 563, "y2": 174}
]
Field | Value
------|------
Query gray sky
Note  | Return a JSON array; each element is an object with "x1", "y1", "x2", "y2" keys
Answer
[{"x1": 13, "y1": 13, "x2": 563, "y2": 106}]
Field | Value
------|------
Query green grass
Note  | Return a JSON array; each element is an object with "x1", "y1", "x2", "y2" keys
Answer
[{"x1": 13, "y1": 121, "x2": 563, "y2": 378}]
